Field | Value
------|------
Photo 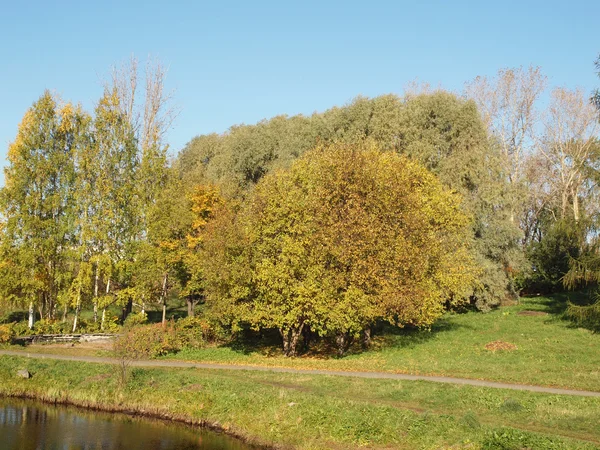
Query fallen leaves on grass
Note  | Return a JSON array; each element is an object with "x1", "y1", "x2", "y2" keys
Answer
[{"x1": 484, "y1": 341, "x2": 517, "y2": 352}]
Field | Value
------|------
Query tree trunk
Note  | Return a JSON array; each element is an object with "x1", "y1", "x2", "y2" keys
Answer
[
  {"x1": 187, "y1": 296, "x2": 195, "y2": 317},
  {"x1": 573, "y1": 188, "x2": 580, "y2": 223},
  {"x1": 161, "y1": 273, "x2": 168, "y2": 326},
  {"x1": 72, "y1": 286, "x2": 82, "y2": 333},
  {"x1": 279, "y1": 323, "x2": 304, "y2": 357},
  {"x1": 336, "y1": 332, "x2": 353, "y2": 357},
  {"x1": 362, "y1": 327, "x2": 371, "y2": 349},
  {"x1": 301, "y1": 324, "x2": 312, "y2": 352},
  {"x1": 561, "y1": 190, "x2": 569, "y2": 220},
  {"x1": 121, "y1": 298, "x2": 133, "y2": 323},
  {"x1": 40, "y1": 293, "x2": 45, "y2": 321},
  {"x1": 28, "y1": 302, "x2": 35, "y2": 330},
  {"x1": 100, "y1": 278, "x2": 111, "y2": 330},
  {"x1": 93, "y1": 266, "x2": 99, "y2": 323}
]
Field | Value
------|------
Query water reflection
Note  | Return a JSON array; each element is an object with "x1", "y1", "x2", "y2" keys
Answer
[{"x1": 0, "y1": 398, "x2": 251, "y2": 450}]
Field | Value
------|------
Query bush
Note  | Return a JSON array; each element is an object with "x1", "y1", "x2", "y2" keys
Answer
[
  {"x1": 0, "y1": 324, "x2": 15, "y2": 343},
  {"x1": 175, "y1": 317, "x2": 206, "y2": 349},
  {"x1": 11, "y1": 321, "x2": 30, "y2": 337},
  {"x1": 113, "y1": 322, "x2": 179, "y2": 359},
  {"x1": 123, "y1": 311, "x2": 148, "y2": 329},
  {"x1": 80, "y1": 315, "x2": 120, "y2": 333},
  {"x1": 33, "y1": 319, "x2": 69, "y2": 335}
]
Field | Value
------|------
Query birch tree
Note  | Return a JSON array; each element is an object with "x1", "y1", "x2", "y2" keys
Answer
[
  {"x1": 539, "y1": 87, "x2": 599, "y2": 223},
  {"x1": 0, "y1": 92, "x2": 86, "y2": 326},
  {"x1": 465, "y1": 67, "x2": 547, "y2": 224}
]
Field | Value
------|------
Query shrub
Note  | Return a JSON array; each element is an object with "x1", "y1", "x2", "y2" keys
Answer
[
  {"x1": 123, "y1": 311, "x2": 148, "y2": 329},
  {"x1": 0, "y1": 324, "x2": 15, "y2": 343},
  {"x1": 81, "y1": 315, "x2": 121, "y2": 333},
  {"x1": 11, "y1": 321, "x2": 30, "y2": 337},
  {"x1": 175, "y1": 317, "x2": 206, "y2": 349},
  {"x1": 33, "y1": 319, "x2": 69, "y2": 335},
  {"x1": 78, "y1": 318, "x2": 101, "y2": 333},
  {"x1": 113, "y1": 322, "x2": 178, "y2": 359}
]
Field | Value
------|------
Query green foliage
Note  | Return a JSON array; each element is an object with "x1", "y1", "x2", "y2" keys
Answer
[
  {"x1": 114, "y1": 322, "x2": 179, "y2": 359},
  {"x1": 0, "y1": 324, "x2": 15, "y2": 343},
  {"x1": 397, "y1": 92, "x2": 522, "y2": 309},
  {"x1": 174, "y1": 316, "x2": 206, "y2": 349},
  {"x1": 202, "y1": 141, "x2": 478, "y2": 356},
  {"x1": 180, "y1": 92, "x2": 520, "y2": 311},
  {"x1": 32, "y1": 319, "x2": 70, "y2": 335},
  {"x1": 526, "y1": 219, "x2": 584, "y2": 292},
  {"x1": 566, "y1": 298, "x2": 600, "y2": 330},
  {"x1": 122, "y1": 311, "x2": 148, "y2": 329},
  {"x1": 482, "y1": 427, "x2": 570, "y2": 449},
  {"x1": 0, "y1": 92, "x2": 89, "y2": 320}
]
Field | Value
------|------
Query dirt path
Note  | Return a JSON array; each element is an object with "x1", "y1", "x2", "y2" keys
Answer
[{"x1": 2, "y1": 349, "x2": 599, "y2": 398}]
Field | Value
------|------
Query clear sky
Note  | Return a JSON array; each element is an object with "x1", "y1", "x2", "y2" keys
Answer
[{"x1": 1, "y1": 0, "x2": 598, "y2": 177}]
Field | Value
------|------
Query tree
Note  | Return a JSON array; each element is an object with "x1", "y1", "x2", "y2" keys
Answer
[
  {"x1": 593, "y1": 54, "x2": 600, "y2": 113},
  {"x1": 180, "y1": 92, "x2": 521, "y2": 310},
  {"x1": 396, "y1": 91, "x2": 522, "y2": 310},
  {"x1": 179, "y1": 184, "x2": 223, "y2": 317},
  {"x1": 0, "y1": 92, "x2": 88, "y2": 326},
  {"x1": 539, "y1": 87, "x2": 598, "y2": 223},
  {"x1": 202, "y1": 141, "x2": 478, "y2": 356},
  {"x1": 465, "y1": 66, "x2": 546, "y2": 192},
  {"x1": 91, "y1": 87, "x2": 140, "y2": 329},
  {"x1": 93, "y1": 56, "x2": 175, "y2": 326}
]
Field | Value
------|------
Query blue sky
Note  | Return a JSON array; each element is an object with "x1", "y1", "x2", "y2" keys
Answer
[{"x1": 1, "y1": 0, "x2": 598, "y2": 177}]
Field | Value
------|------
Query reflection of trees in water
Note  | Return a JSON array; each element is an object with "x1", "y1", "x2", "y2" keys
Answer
[{"x1": 0, "y1": 400, "x2": 248, "y2": 449}]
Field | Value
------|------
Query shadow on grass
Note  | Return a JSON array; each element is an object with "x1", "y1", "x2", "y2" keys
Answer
[
  {"x1": 218, "y1": 316, "x2": 470, "y2": 359},
  {"x1": 520, "y1": 290, "x2": 596, "y2": 315},
  {"x1": 371, "y1": 317, "x2": 471, "y2": 351},
  {"x1": 522, "y1": 290, "x2": 600, "y2": 332}
]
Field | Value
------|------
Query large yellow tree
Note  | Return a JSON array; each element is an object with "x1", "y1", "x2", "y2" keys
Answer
[{"x1": 202, "y1": 141, "x2": 478, "y2": 356}]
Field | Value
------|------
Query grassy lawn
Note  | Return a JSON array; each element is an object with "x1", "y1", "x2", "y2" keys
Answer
[
  {"x1": 162, "y1": 293, "x2": 600, "y2": 391},
  {"x1": 5, "y1": 293, "x2": 600, "y2": 392},
  {"x1": 0, "y1": 355, "x2": 599, "y2": 449}
]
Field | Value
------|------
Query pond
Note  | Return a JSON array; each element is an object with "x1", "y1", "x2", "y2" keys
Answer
[{"x1": 0, "y1": 398, "x2": 253, "y2": 450}]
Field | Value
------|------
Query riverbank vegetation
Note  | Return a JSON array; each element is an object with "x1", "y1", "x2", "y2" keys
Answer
[{"x1": 1, "y1": 355, "x2": 599, "y2": 449}]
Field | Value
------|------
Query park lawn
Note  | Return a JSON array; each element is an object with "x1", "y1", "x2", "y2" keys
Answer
[
  {"x1": 166, "y1": 294, "x2": 600, "y2": 392},
  {"x1": 5, "y1": 293, "x2": 600, "y2": 391},
  {"x1": 0, "y1": 355, "x2": 598, "y2": 449}
]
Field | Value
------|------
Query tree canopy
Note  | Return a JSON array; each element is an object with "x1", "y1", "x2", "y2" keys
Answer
[{"x1": 201, "y1": 141, "x2": 478, "y2": 356}]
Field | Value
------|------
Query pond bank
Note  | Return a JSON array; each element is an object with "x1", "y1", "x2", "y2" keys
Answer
[
  {"x1": 0, "y1": 397, "x2": 251, "y2": 450},
  {"x1": 0, "y1": 356, "x2": 270, "y2": 449},
  {"x1": 0, "y1": 354, "x2": 598, "y2": 449},
  {"x1": 0, "y1": 391, "x2": 265, "y2": 449}
]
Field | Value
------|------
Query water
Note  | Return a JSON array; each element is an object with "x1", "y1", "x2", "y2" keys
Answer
[{"x1": 0, "y1": 398, "x2": 253, "y2": 450}]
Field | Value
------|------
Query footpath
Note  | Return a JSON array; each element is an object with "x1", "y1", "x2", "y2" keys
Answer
[{"x1": 2, "y1": 349, "x2": 599, "y2": 398}]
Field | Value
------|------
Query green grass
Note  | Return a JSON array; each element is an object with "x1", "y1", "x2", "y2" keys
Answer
[
  {"x1": 163, "y1": 294, "x2": 600, "y2": 392},
  {"x1": 5, "y1": 293, "x2": 600, "y2": 392},
  {"x1": 0, "y1": 355, "x2": 599, "y2": 449}
]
